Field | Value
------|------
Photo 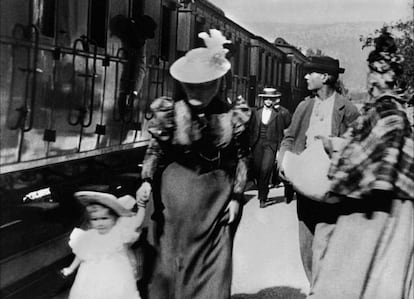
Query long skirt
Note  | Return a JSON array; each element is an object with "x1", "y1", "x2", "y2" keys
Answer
[
  {"x1": 148, "y1": 162, "x2": 237, "y2": 299},
  {"x1": 309, "y1": 199, "x2": 414, "y2": 299}
]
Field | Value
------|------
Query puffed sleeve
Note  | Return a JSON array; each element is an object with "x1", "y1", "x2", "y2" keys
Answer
[
  {"x1": 141, "y1": 96, "x2": 175, "y2": 180},
  {"x1": 115, "y1": 216, "x2": 141, "y2": 244},
  {"x1": 147, "y1": 96, "x2": 175, "y2": 141},
  {"x1": 231, "y1": 96, "x2": 252, "y2": 200},
  {"x1": 68, "y1": 228, "x2": 86, "y2": 256}
]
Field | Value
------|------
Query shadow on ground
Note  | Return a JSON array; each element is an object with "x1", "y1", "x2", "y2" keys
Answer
[
  {"x1": 232, "y1": 286, "x2": 307, "y2": 299},
  {"x1": 243, "y1": 194, "x2": 257, "y2": 204},
  {"x1": 243, "y1": 193, "x2": 286, "y2": 207},
  {"x1": 267, "y1": 196, "x2": 285, "y2": 205}
]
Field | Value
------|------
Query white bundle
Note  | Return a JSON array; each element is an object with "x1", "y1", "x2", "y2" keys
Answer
[{"x1": 282, "y1": 139, "x2": 331, "y2": 201}]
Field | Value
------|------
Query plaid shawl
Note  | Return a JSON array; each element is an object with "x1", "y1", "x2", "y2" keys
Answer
[{"x1": 328, "y1": 94, "x2": 414, "y2": 200}]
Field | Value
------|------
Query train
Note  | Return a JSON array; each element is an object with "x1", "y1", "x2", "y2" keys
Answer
[{"x1": 0, "y1": 0, "x2": 311, "y2": 297}]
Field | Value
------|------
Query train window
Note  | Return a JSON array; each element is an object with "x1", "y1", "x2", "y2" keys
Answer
[
  {"x1": 270, "y1": 56, "x2": 274, "y2": 84},
  {"x1": 270, "y1": 57, "x2": 275, "y2": 85},
  {"x1": 268, "y1": 55, "x2": 272, "y2": 84},
  {"x1": 284, "y1": 62, "x2": 291, "y2": 83},
  {"x1": 258, "y1": 51, "x2": 263, "y2": 81},
  {"x1": 89, "y1": 0, "x2": 108, "y2": 48},
  {"x1": 233, "y1": 40, "x2": 240, "y2": 76},
  {"x1": 160, "y1": 5, "x2": 173, "y2": 60},
  {"x1": 194, "y1": 18, "x2": 205, "y2": 48},
  {"x1": 55, "y1": 0, "x2": 88, "y2": 48},
  {"x1": 266, "y1": 54, "x2": 271, "y2": 84},
  {"x1": 278, "y1": 62, "x2": 283, "y2": 86},
  {"x1": 296, "y1": 64, "x2": 300, "y2": 87},
  {"x1": 292, "y1": 62, "x2": 297, "y2": 87},
  {"x1": 275, "y1": 59, "x2": 279, "y2": 86},
  {"x1": 275, "y1": 61, "x2": 279, "y2": 86},
  {"x1": 243, "y1": 44, "x2": 249, "y2": 77},
  {"x1": 31, "y1": 0, "x2": 55, "y2": 38}
]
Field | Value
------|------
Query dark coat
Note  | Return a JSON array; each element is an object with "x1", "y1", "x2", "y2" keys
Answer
[{"x1": 249, "y1": 105, "x2": 292, "y2": 152}]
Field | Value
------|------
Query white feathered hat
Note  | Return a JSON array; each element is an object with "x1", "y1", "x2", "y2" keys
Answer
[{"x1": 170, "y1": 29, "x2": 231, "y2": 83}]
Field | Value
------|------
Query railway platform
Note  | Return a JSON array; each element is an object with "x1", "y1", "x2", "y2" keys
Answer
[
  {"x1": 5, "y1": 186, "x2": 308, "y2": 299},
  {"x1": 52, "y1": 186, "x2": 309, "y2": 299}
]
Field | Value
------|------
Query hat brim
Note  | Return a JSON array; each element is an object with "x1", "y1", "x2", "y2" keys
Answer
[
  {"x1": 304, "y1": 62, "x2": 345, "y2": 75},
  {"x1": 74, "y1": 191, "x2": 134, "y2": 217},
  {"x1": 258, "y1": 93, "x2": 281, "y2": 97},
  {"x1": 170, "y1": 49, "x2": 230, "y2": 83}
]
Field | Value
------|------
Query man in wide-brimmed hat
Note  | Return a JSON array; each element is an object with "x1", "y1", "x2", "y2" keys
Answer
[
  {"x1": 249, "y1": 87, "x2": 291, "y2": 208},
  {"x1": 277, "y1": 55, "x2": 360, "y2": 283}
]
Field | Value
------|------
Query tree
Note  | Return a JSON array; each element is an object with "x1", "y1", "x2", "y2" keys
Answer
[{"x1": 360, "y1": 19, "x2": 414, "y2": 92}]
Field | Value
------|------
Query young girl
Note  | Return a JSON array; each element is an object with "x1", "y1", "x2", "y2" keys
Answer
[{"x1": 61, "y1": 190, "x2": 148, "y2": 299}]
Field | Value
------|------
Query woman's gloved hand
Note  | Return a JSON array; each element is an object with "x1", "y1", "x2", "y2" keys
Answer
[
  {"x1": 225, "y1": 199, "x2": 240, "y2": 224},
  {"x1": 136, "y1": 181, "x2": 152, "y2": 203}
]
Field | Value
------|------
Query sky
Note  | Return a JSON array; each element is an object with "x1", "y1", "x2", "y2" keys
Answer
[{"x1": 208, "y1": 0, "x2": 413, "y2": 25}]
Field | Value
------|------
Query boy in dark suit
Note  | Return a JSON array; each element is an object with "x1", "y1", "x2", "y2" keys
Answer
[{"x1": 249, "y1": 88, "x2": 291, "y2": 208}]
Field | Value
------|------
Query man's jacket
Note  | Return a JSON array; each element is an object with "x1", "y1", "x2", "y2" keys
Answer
[
  {"x1": 249, "y1": 105, "x2": 292, "y2": 152},
  {"x1": 278, "y1": 92, "x2": 360, "y2": 166}
]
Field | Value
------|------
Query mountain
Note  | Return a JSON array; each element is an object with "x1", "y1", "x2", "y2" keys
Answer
[{"x1": 243, "y1": 21, "x2": 385, "y2": 93}]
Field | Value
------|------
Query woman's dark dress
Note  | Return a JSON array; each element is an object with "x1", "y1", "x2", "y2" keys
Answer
[{"x1": 141, "y1": 96, "x2": 251, "y2": 299}]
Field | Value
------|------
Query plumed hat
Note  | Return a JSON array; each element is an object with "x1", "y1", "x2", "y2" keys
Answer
[
  {"x1": 304, "y1": 56, "x2": 345, "y2": 76},
  {"x1": 170, "y1": 29, "x2": 231, "y2": 83}
]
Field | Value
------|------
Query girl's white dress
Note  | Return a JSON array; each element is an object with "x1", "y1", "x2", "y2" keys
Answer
[{"x1": 68, "y1": 217, "x2": 141, "y2": 299}]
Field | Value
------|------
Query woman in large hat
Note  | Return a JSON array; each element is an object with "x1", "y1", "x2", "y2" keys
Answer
[
  {"x1": 308, "y1": 30, "x2": 414, "y2": 299},
  {"x1": 136, "y1": 29, "x2": 251, "y2": 299}
]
